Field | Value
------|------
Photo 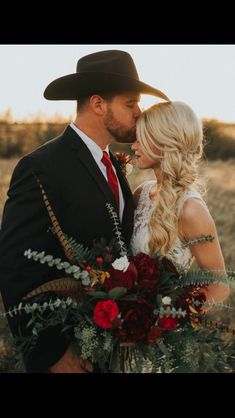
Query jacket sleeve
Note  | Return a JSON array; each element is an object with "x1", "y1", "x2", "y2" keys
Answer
[{"x1": 0, "y1": 155, "x2": 71, "y2": 371}]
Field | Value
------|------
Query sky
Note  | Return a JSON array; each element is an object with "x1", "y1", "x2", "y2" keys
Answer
[{"x1": 0, "y1": 44, "x2": 235, "y2": 122}]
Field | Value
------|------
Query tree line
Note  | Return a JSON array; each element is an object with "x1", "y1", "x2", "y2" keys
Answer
[{"x1": 0, "y1": 119, "x2": 235, "y2": 160}]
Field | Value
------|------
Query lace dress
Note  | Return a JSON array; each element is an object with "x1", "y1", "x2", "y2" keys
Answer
[
  {"x1": 130, "y1": 180, "x2": 206, "y2": 272},
  {"x1": 129, "y1": 181, "x2": 206, "y2": 373}
]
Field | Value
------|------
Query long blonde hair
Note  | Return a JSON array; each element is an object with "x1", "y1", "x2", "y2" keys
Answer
[{"x1": 136, "y1": 101, "x2": 204, "y2": 256}]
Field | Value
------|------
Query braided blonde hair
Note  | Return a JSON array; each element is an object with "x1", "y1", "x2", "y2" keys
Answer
[{"x1": 136, "y1": 101, "x2": 205, "y2": 256}]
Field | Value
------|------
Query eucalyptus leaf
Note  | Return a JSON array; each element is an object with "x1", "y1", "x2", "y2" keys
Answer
[
  {"x1": 108, "y1": 287, "x2": 127, "y2": 300},
  {"x1": 156, "y1": 294, "x2": 163, "y2": 307},
  {"x1": 88, "y1": 291, "x2": 108, "y2": 299},
  {"x1": 157, "y1": 340, "x2": 171, "y2": 357}
]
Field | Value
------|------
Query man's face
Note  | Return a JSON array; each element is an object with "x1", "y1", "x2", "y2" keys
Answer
[{"x1": 103, "y1": 92, "x2": 141, "y2": 143}]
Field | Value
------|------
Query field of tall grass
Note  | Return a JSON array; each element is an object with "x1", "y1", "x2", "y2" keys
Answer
[{"x1": 0, "y1": 157, "x2": 235, "y2": 372}]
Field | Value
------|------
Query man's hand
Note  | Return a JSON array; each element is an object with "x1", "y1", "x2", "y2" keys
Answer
[{"x1": 49, "y1": 343, "x2": 93, "y2": 373}]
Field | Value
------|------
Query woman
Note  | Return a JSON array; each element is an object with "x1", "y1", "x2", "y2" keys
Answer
[{"x1": 131, "y1": 101, "x2": 230, "y2": 304}]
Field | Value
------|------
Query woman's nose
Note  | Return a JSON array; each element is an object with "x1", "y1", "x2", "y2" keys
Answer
[{"x1": 131, "y1": 142, "x2": 137, "y2": 151}]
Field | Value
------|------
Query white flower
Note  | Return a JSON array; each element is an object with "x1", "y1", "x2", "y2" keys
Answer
[
  {"x1": 126, "y1": 163, "x2": 133, "y2": 176},
  {"x1": 112, "y1": 255, "x2": 129, "y2": 272},
  {"x1": 162, "y1": 296, "x2": 172, "y2": 305}
]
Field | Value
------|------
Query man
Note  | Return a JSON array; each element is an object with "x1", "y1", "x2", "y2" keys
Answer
[{"x1": 0, "y1": 50, "x2": 169, "y2": 373}]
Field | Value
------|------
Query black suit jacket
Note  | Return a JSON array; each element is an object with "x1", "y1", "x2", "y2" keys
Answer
[{"x1": 0, "y1": 126, "x2": 134, "y2": 371}]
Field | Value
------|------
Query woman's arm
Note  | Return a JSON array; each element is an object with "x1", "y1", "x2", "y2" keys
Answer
[{"x1": 179, "y1": 198, "x2": 230, "y2": 303}]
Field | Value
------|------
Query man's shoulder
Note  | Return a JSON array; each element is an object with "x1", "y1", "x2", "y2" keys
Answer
[
  {"x1": 31, "y1": 126, "x2": 69, "y2": 157},
  {"x1": 13, "y1": 126, "x2": 72, "y2": 176},
  {"x1": 21, "y1": 125, "x2": 75, "y2": 164}
]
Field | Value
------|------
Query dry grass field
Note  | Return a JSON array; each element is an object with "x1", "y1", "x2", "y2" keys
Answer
[{"x1": 0, "y1": 157, "x2": 235, "y2": 372}]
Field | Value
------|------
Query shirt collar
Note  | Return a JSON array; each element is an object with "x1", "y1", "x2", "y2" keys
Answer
[{"x1": 70, "y1": 123, "x2": 109, "y2": 161}]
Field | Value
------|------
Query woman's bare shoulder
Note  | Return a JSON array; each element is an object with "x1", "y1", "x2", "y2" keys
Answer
[{"x1": 180, "y1": 197, "x2": 216, "y2": 238}]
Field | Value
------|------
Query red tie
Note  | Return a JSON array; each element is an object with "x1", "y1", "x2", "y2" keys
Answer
[{"x1": 101, "y1": 151, "x2": 119, "y2": 207}]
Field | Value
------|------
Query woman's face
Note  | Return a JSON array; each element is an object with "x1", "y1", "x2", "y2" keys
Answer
[{"x1": 131, "y1": 140, "x2": 163, "y2": 170}]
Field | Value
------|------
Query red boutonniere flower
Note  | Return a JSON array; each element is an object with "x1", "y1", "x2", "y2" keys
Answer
[{"x1": 115, "y1": 152, "x2": 133, "y2": 176}]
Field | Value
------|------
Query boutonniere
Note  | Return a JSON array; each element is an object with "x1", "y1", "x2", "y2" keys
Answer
[{"x1": 115, "y1": 152, "x2": 133, "y2": 176}]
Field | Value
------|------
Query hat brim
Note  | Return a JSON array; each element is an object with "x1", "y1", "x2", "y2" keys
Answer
[{"x1": 44, "y1": 72, "x2": 169, "y2": 101}]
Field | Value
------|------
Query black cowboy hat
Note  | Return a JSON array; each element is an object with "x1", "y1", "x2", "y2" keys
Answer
[{"x1": 44, "y1": 50, "x2": 169, "y2": 101}]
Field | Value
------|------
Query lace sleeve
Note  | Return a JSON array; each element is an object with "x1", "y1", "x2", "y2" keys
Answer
[
  {"x1": 133, "y1": 181, "x2": 156, "y2": 234},
  {"x1": 133, "y1": 183, "x2": 145, "y2": 209}
]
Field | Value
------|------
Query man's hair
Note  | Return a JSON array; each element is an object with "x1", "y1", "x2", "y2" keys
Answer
[{"x1": 76, "y1": 91, "x2": 123, "y2": 113}]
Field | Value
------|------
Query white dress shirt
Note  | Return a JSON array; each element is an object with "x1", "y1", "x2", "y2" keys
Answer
[{"x1": 70, "y1": 123, "x2": 125, "y2": 221}]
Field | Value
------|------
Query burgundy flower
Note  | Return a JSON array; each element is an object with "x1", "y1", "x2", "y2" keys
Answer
[
  {"x1": 103, "y1": 262, "x2": 137, "y2": 292},
  {"x1": 118, "y1": 300, "x2": 154, "y2": 342},
  {"x1": 147, "y1": 326, "x2": 162, "y2": 344},
  {"x1": 94, "y1": 300, "x2": 119, "y2": 329},
  {"x1": 131, "y1": 253, "x2": 161, "y2": 281},
  {"x1": 175, "y1": 286, "x2": 207, "y2": 324},
  {"x1": 130, "y1": 252, "x2": 161, "y2": 295}
]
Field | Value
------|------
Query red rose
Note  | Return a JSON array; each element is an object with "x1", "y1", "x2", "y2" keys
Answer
[
  {"x1": 159, "y1": 316, "x2": 178, "y2": 330},
  {"x1": 94, "y1": 300, "x2": 119, "y2": 329},
  {"x1": 103, "y1": 262, "x2": 137, "y2": 292}
]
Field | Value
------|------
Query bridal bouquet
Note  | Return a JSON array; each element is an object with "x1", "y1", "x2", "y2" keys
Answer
[{"x1": 6, "y1": 180, "x2": 235, "y2": 373}]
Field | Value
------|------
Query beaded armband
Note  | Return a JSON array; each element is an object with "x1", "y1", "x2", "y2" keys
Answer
[{"x1": 183, "y1": 234, "x2": 215, "y2": 248}]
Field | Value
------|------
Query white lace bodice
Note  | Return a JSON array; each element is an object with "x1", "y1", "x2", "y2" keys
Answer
[{"x1": 130, "y1": 180, "x2": 205, "y2": 272}]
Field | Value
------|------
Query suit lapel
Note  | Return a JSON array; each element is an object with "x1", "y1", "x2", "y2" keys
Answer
[{"x1": 65, "y1": 126, "x2": 119, "y2": 212}]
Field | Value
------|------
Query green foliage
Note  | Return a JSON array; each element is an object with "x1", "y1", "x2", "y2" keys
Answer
[
  {"x1": 106, "y1": 203, "x2": 127, "y2": 256},
  {"x1": 108, "y1": 287, "x2": 127, "y2": 300},
  {"x1": 8, "y1": 292, "x2": 235, "y2": 373},
  {"x1": 58, "y1": 231, "x2": 96, "y2": 264},
  {"x1": 179, "y1": 269, "x2": 235, "y2": 289},
  {"x1": 115, "y1": 327, "x2": 235, "y2": 373},
  {"x1": 165, "y1": 327, "x2": 235, "y2": 373}
]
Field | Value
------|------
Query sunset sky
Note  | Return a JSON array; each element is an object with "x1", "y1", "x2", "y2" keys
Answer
[{"x1": 1, "y1": 44, "x2": 235, "y2": 122}]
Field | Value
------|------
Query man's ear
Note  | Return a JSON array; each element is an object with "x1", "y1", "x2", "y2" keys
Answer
[{"x1": 89, "y1": 95, "x2": 107, "y2": 116}]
